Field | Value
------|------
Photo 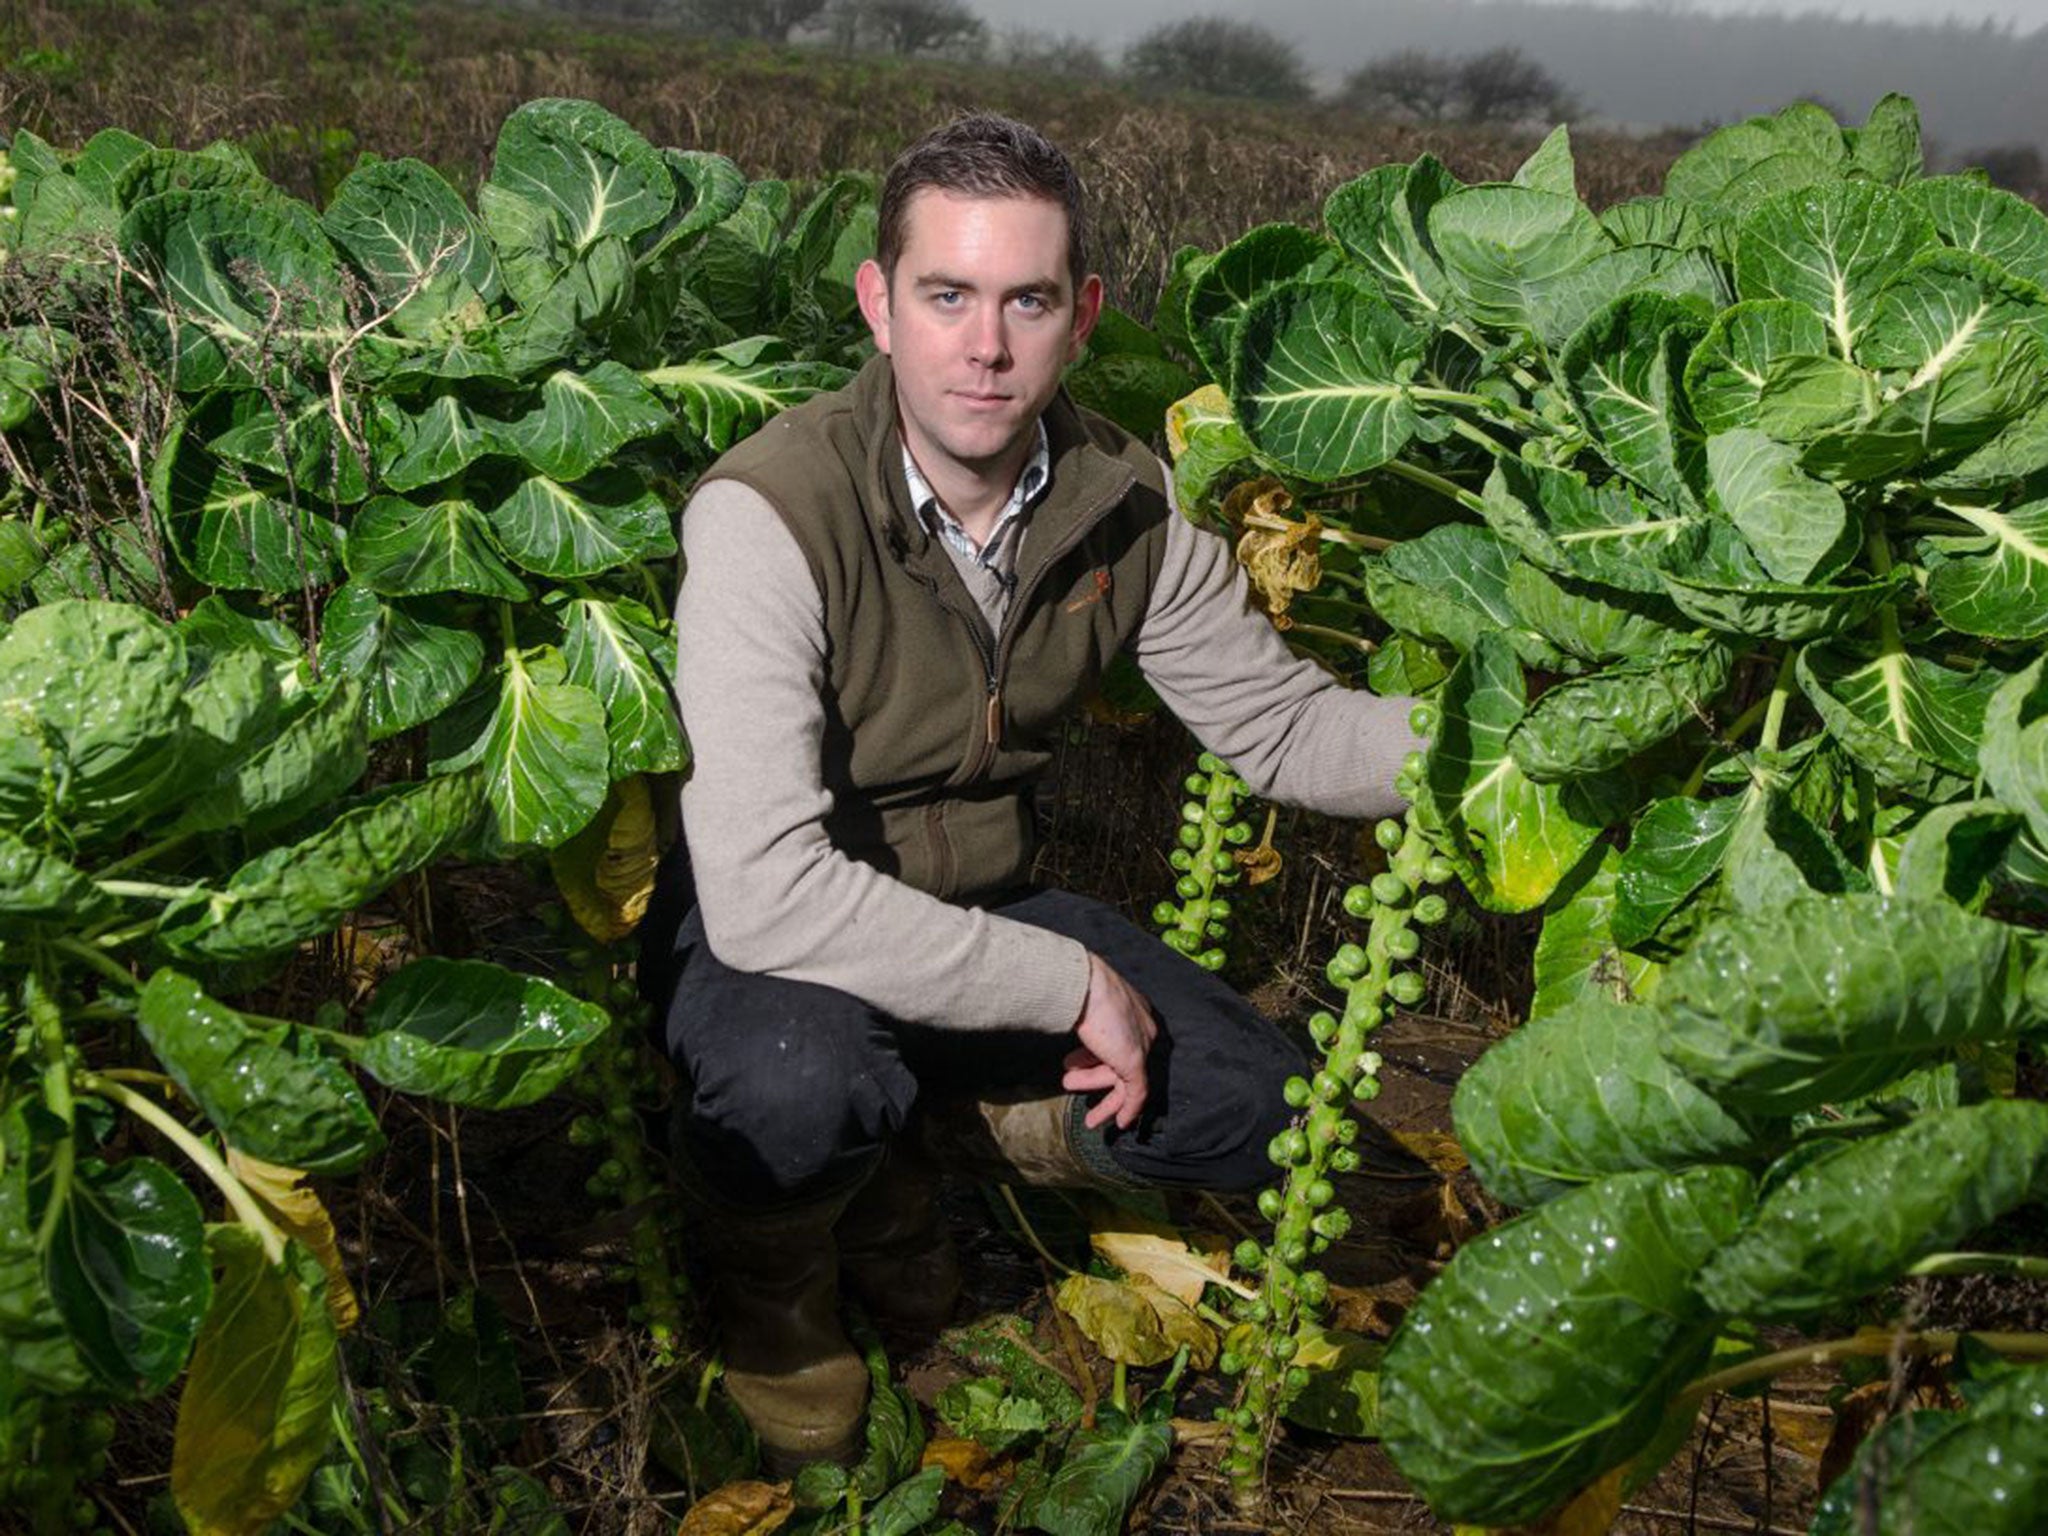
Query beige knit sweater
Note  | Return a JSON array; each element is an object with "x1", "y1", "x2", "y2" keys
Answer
[{"x1": 673, "y1": 464, "x2": 1423, "y2": 1036}]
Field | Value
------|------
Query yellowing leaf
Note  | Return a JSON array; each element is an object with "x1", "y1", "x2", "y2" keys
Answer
[
  {"x1": 1091, "y1": 1222, "x2": 1249, "y2": 1307},
  {"x1": 226, "y1": 1149, "x2": 359, "y2": 1332},
  {"x1": 1229, "y1": 478, "x2": 1322, "y2": 627},
  {"x1": 675, "y1": 1481, "x2": 794, "y2": 1536},
  {"x1": 921, "y1": 1435, "x2": 999, "y2": 1490},
  {"x1": 1166, "y1": 384, "x2": 1231, "y2": 458},
  {"x1": 1392, "y1": 1128, "x2": 1470, "y2": 1175},
  {"x1": 1236, "y1": 807, "x2": 1283, "y2": 887},
  {"x1": 1456, "y1": 1466, "x2": 1623, "y2": 1535},
  {"x1": 173, "y1": 1228, "x2": 338, "y2": 1536},
  {"x1": 1053, "y1": 1272, "x2": 1218, "y2": 1369},
  {"x1": 1283, "y1": 1325, "x2": 1384, "y2": 1438},
  {"x1": 549, "y1": 773, "x2": 661, "y2": 944}
]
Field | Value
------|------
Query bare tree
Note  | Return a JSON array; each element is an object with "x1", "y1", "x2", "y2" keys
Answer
[
  {"x1": 1457, "y1": 47, "x2": 1576, "y2": 124},
  {"x1": 1123, "y1": 17, "x2": 1308, "y2": 103},
  {"x1": 828, "y1": 0, "x2": 986, "y2": 58},
  {"x1": 1340, "y1": 45, "x2": 1573, "y2": 125},
  {"x1": 679, "y1": 0, "x2": 833, "y2": 41},
  {"x1": 1339, "y1": 49, "x2": 1462, "y2": 121}
]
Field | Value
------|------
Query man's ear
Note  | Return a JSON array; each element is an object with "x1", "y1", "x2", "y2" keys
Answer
[
  {"x1": 1067, "y1": 272, "x2": 1105, "y2": 362},
  {"x1": 855, "y1": 258, "x2": 893, "y2": 353}
]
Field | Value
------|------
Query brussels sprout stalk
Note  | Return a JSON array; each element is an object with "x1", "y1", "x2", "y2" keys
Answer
[
  {"x1": 1154, "y1": 752, "x2": 1252, "y2": 973},
  {"x1": 1217, "y1": 800, "x2": 1453, "y2": 1511}
]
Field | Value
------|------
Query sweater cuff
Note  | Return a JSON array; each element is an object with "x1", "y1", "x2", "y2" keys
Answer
[{"x1": 977, "y1": 921, "x2": 1093, "y2": 1034}]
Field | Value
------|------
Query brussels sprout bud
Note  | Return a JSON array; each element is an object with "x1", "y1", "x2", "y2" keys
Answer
[
  {"x1": 1177, "y1": 822, "x2": 1204, "y2": 849},
  {"x1": 1205, "y1": 920, "x2": 1229, "y2": 940},
  {"x1": 1219, "y1": 1351, "x2": 1244, "y2": 1375},
  {"x1": 1271, "y1": 1333, "x2": 1299, "y2": 1362},
  {"x1": 1374, "y1": 818, "x2": 1405, "y2": 851},
  {"x1": 1371, "y1": 872, "x2": 1409, "y2": 907},
  {"x1": 1424, "y1": 855, "x2": 1456, "y2": 886},
  {"x1": 1246, "y1": 1298, "x2": 1272, "y2": 1324},
  {"x1": 1342, "y1": 883, "x2": 1375, "y2": 918},
  {"x1": 1234, "y1": 1237, "x2": 1265, "y2": 1270},
  {"x1": 1266, "y1": 1135, "x2": 1293, "y2": 1169},
  {"x1": 1199, "y1": 752, "x2": 1224, "y2": 773},
  {"x1": 1307, "y1": 1010, "x2": 1338, "y2": 1045},
  {"x1": 1306, "y1": 1178, "x2": 1334, "y2": 1208},
  {"x1": 1176, "y1": 874, "x2": 1204, "y2": 899},
  {"x1": 1280, "y1": 1127, "x2": 1310, "y2": 1163},
  {"x1": 1285, "y1": 1365, "x2": 1311, "y2": 1395},
  {"x1": 1153, "y1": 901, "x2": 1181, "y2": 927},
  {"x1": 1283, "y1": 1075, "x2": 1313, "y2": 1109},
  {"x1": 1298, "y1": 1269, "x2": 1329, "y2": 1305},
  {"x1": 1224, "y1": 820, "x2": 1253, "y2": 845},
  {"x1": 1313, "y1": 1070, "x2": 1346, "y2": 1103},
  {"x1": 1209, "y1": 898, "x2": 1232, "y2": 920},
  {"x1": 1211, "y1": 850, "x2": 1236, "y2": 873},
  {"x1": 568, "y1": 1115, "x2": 603, "y2": 1146},
  {"x1": 1199, "y1": 949, "x2": 1228, "y2": 972},
  {"x1": 1328, "y1": 943, "x2": 1368, "y2": 981},
  {"x1": 1388, "y1": 970, "x2": 1426, "y2": 1006},
  {"x1": 1386, "y1": 926, "x2": 1421, "y2": 961},
  {"x1": 1215, "y1": 868, "x2": 1242, "y2": 886},
  {"x1": 1330, "y1": 1146, "x2": 1361, "y2": 1173},
  {"x1": 1409, "y1": 701, "x2": 1438, "y2": 736},
  {"x1": 1334, "y1": 1117, "x2": 1360, "y2": 1144},
  {"x1": 1169, "y1": 848, "x2": 1194, "y2": 871},
  {"x1": 1257, "y1": 1187, "x2": 1285, "y2": 1221},
  {"x1": 1401, "y1": 750, "x2": 1425, "y2": 777},
  {"x1": 1279, "y1": 1237, "x2": 1309, "y2": 1266},
  {"x1": 1413, "y1": 893, "x2": 1450, "y2": 925},
  {"x1": 1182, "y1": 801, "x2": 1206, "y2": 824},
  {"x1": 1312, "y1": 1208, "x2": 1353, "y2": 1240},
  {"x1": 1185, "y1": 772, "x2": 1211, "y2": 795}
]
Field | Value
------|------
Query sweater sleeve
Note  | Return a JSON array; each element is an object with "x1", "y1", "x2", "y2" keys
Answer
[
  {"x1": 673, "y1": 478, "x2": 1093, "y2": 1034},
  {"x1": 1129, "y1": 474, "x2": 1424, "y2": 819}
]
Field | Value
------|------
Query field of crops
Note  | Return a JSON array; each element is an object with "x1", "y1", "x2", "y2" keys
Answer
[{"x1": 3, "y1": 16, "x2": 2048, "y2": 1536}]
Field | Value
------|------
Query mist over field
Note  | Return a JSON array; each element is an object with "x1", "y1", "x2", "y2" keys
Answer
[{"x1": 971, "y1": 0, "x2": 2048, "y2": 153}]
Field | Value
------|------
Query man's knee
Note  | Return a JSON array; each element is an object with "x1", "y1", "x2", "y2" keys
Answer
[{"x1": 668, "y1": 964, "x2": 917, "y2": 1202}]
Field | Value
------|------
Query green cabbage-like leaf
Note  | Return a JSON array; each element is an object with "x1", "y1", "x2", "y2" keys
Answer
[
  {"x1": 1697, "y1": 1100, "x2": 2048, "y2": 1319},
  {"x1": 1530, "y1": 846, "x2": 1664, "y2": 1021},
  {"x1": 431, "y1": 648, "x2": 608, "y2": 850},
  {"x1": 644, "y1": 343, "x2": 851, "y2": 456},
  {"x1": 1230, "y1": 279, "x2": 1426, "y2": 479},
  {"x1": 1922, "y1": 500, "x2": 2048, "y2": 641},
  {"x1": 1613, "y1": 791, "x2": 1749, "y2": 949},
  {"x1": 1503, "y1": 561, "x2": 1685, "y2": 665},
  {"x1": 483, "y1": 467, "x2": 675, "y2": 579},
  {"x1": 1480, "y1": 458, "x2": 1696, "y2": 594},
  {"x1": 486, "y1": 97, "x2": 673, "y2": 257},
  {"x1": 157, "y1": 434, "x2": 345, "y2": 595},
  {"x1": 1734, "y1": 182, "x2": 1936, "y2": 358},
  {"x1": 1980, "y1": 658, "x2": 2048, "y2": 852},
  {"x1": 1413, "y1": 632, "x2": 1617, "y2": 913},
  {"x1": 1658, "y1": 894, "x2": 2026, "y2": 1114},
  {"x1": 1660, "y1": 567, "x2": 1905, "y2": 643},
  {"x1": 1323, "y1": 157, "x2": 1458, "y2": 323},
  {"x1": 1684, "y1": 300, "x2": 1834, "y2": 434},
  {"x1": 1664, "y1": 103, "x2": 1847, "y2": 211},
  {"x1": 1905, "y1": 175, "x2": 2048, "y2": 291},
  {"x1": 1510, "y1": 638, "x2": 1734, "y2": 782},
  {"x1": 317, "y1": 582, "x2": 485, "y2": 743},
  {"x1": 493, "y1": 362, "x2": 672, "y2": 482},
  {"x1": 1380, "y1": 1166, "x2": 1754, "y2": 1528},
  {"x1": 1185, "y1": 223, "x2": 1342, "y2": 383},
  {"x1": 561, "y1": 597, "x2": 684, "y2": 778},
  {"x1": 1705, "y1": 428, "x2": 1853, "y2": 584},
  {"x1": 136, "y1": 971, "x2": 382, "y2": 1175},
  {"x1": 1453, "y1": 997, "x2": 1770, "y2": 1207},
  {"x1": 158, "y1": 771, "x2": 486, "y2": 962},
  {"x1": 49, "y1": 1156, "x2": 211, "y2": 1395},
  {"x1": 344, "y1": 494, "x2": 529, "y2": 602},
  {"x1": 322, "y1": 156, "x2": 500, "y2": 334},
  {"x1": 1427, "y1": 184, "x2": 1611, "y2": 336},
  {"x1": 351, "y1": 957, "x2": 609, "y2": 1108},
  {"x1": 1560, "y1": 290, "x2": 1711, "y2": 511},
  {"x1": 1797, "y1": 644, "x2": 1996, "y2": 791}
]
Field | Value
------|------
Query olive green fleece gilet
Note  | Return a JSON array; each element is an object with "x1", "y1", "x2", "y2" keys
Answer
[{"x1": 696, "y1": 354, "x2": 1172, "y2": 905}]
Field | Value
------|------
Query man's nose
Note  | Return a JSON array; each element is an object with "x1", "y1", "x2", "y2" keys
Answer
[{"x1": 967, "y1": 305, "x2": 1010, "y2": 368}]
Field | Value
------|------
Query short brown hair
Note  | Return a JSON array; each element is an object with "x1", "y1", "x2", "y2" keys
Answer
[{"x1": 875, "y1": 113, "x2": 1089, "y2": 290}]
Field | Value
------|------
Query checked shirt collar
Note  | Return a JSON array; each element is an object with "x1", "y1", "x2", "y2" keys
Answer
[{"x1": 900, "y1": 419, "x2": 1051, "y2": 583}]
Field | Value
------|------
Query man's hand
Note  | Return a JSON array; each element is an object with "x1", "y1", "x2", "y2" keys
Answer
[{"x1": 1064, "y1": 952, "x2": 1159, "y2": 1131}]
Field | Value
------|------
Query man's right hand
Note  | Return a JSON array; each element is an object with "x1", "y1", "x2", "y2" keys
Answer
[{"x1": 1063, "y1": 952, "x2": 1159, "y2": 1131}]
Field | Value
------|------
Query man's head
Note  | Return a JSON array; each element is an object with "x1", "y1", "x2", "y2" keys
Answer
[
  {"x1": 874, "y1": 112, "x2": 1089, "y2": 294},
  {"x1": 857, "y1": 114, "x2": 1103, "y2": 501}
]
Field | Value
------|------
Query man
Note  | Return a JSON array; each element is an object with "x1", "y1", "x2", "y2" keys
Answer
[{"x1": 648, "y1": 113, "x2": 1421, "y2": 1471}]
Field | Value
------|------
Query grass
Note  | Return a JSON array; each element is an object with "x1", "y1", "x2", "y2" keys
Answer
[{"x1": 0, "y1": 0, "x2": 1688, "y2": 314}]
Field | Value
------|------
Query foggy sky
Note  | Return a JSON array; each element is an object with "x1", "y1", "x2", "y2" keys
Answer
[{"x1": 973, "y1": 0, "x2": 2048, "y2": 153}]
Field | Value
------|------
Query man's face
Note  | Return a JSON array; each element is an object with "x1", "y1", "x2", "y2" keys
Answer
[{"x1": 856, "y1": 190, "x2": 1102, "y2": 488}]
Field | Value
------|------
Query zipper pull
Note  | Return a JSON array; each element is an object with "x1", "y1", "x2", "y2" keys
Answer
[{"x1": 985, "y1": 684, "x2": 1003, "y2": 750}]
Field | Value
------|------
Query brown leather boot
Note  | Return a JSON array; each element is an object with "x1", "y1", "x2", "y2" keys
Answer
[
  {"x1": 685, "y1": 1172, "x2": 871, "y2": 1475},
  {"x1": 918, "y1": 1091, "x2": 1147, "y2": 1191},
  {"x1": 836, "y1": 1135, "x2": 961, "y2": 1331}
]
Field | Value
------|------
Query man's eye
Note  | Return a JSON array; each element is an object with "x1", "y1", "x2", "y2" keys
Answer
[
  {"x1": 934, "y1": 290, "x2": 962, "y2": 306},
  {"x1": 1015, "y1": 293, "x2": 1045, "y2": 312}
]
